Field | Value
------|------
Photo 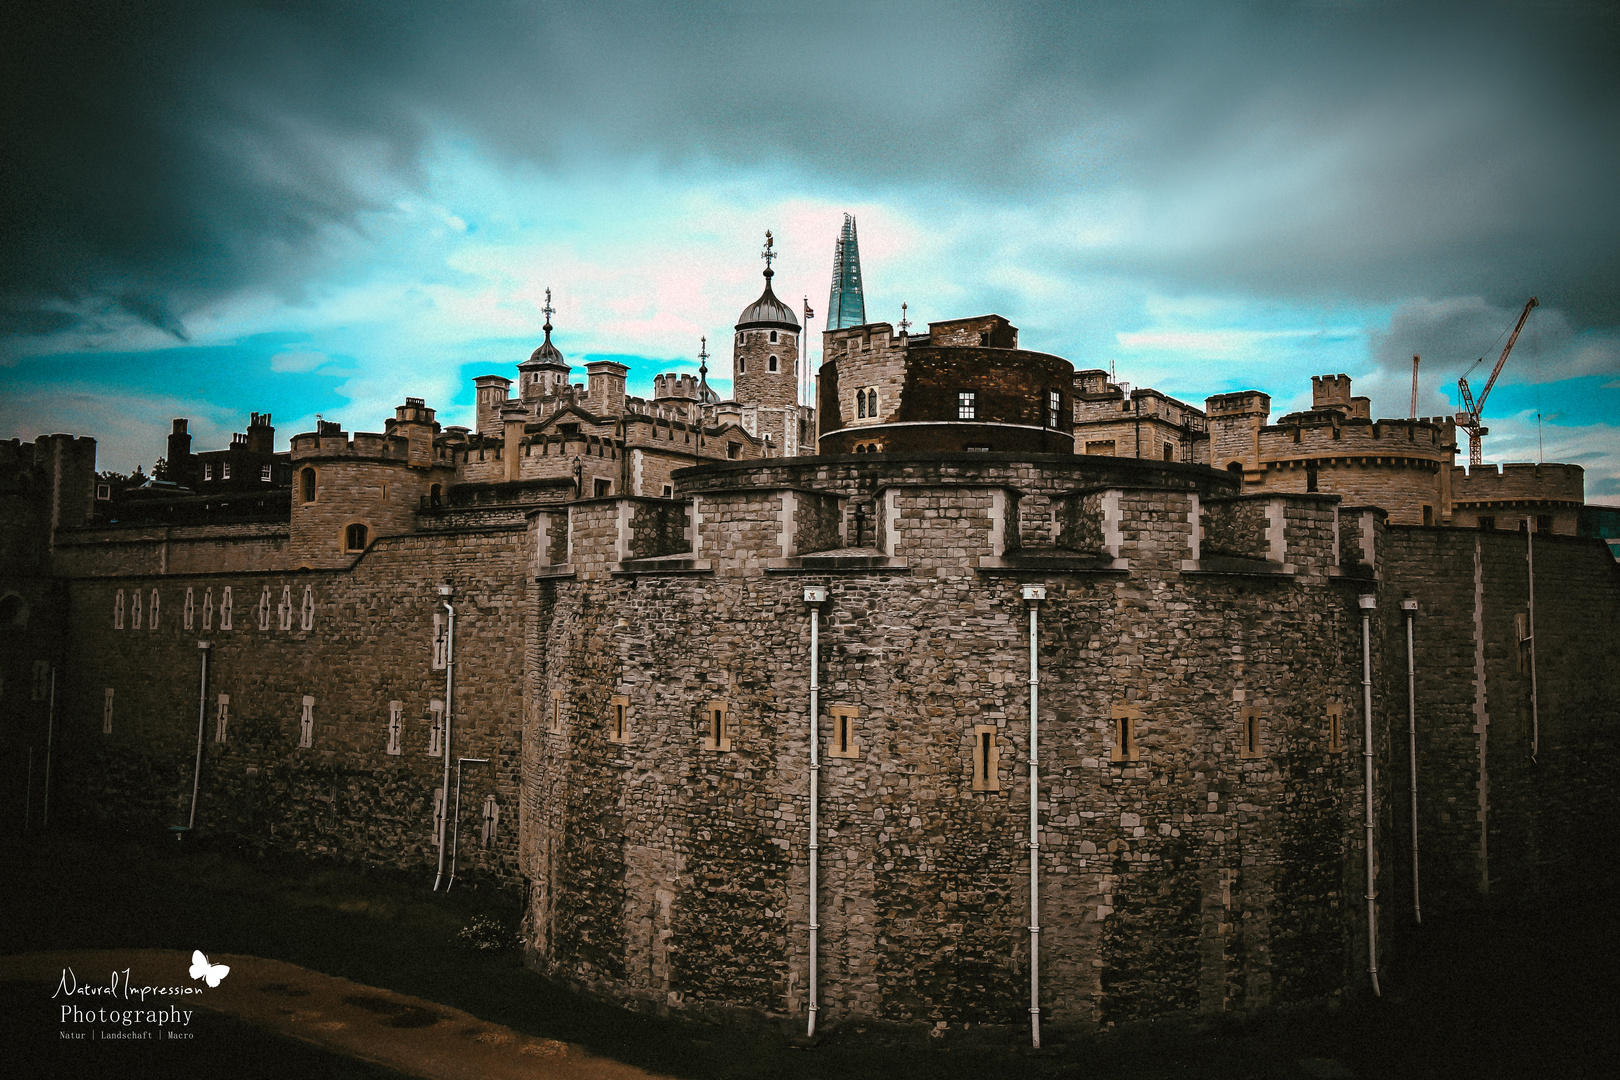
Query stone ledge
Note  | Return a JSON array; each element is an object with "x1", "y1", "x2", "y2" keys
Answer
[
  {"x1": 765, "y1": 552, "x2": 909, "y2": 572},
  {"x1": 612, "y1": 556, "x2": 713, "y2": 577},
  {"x1": 976, "y1": 553, "x2": 1128, "y2": 575},
  {"x1": 1181, "y1": 555, "x2": 1296, "y2": 578},
  {"x1": 534, "y1": 564, "x2": 578, "y2": 579}
]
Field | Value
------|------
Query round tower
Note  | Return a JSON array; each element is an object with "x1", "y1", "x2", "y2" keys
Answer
[{"x1": 732, "y1": 232, "x2": 800, "y2": 413}]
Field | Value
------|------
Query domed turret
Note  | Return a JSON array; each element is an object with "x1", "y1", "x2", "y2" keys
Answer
[
  {"x1": 732, "y1": 232, "x2": 800, "y2": 418},
  {"x1": 518, "y1": 288, "x2": 572, "y2": 401}
]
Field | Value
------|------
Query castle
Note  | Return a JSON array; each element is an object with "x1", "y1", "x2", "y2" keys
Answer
[{"x1": 2, "y1": 231, "x2": 1617, "y2": 1037}]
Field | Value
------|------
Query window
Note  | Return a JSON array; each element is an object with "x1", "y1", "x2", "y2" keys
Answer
[
  {"x1": 203, "y1": 463, "x2": 213, "y2": 481},
  {"x1": 738, "y1": 357, "x2": 746, "y2": 374},
  {"x1": 345, "y1": 523, "x2": 369, "y2": 551},
  {"x1": 829, "y1": 706, "x2": 859, "y2": 759},
  {"x1": 866, "y1": 388, "x2": 877, "y2": 417},
  {"x1": 1111, "y1": 703, "x2": 1140, "y2": 762},
  {"x1": 103, "y1": 687, "x2": 114, "y2": 734},
  {"x1": 594, "y1": 479, "x2": 612, "y2": 498},
  {"x1": 1227, "y1": 461, "x2": 1244, "y2": 475},
  {"x1": 727, "y1": 442, "x2": 741, "y2": 459},
  {"x1": 1478, "y1": 516, "x2": 1497, "y2": 531},
  {"x1": 609, "y1": 695, "x2": 630, "y2": 744},
  {"x1": 768, "y1": 354, "x2": 779, "y2": 372},
  {"x1": 1327, "y1": 704, "x2": 1343, "y2": 752},
  {"x1": 1085, "y1": 440, "x2": 1116, "y2": 457},
  {"x1": 1240, "y1": 707, "x2": 1264, "y2": 759},
  {"x1": 857, "y1": 391, "x2": 866, "y2": 419},
  {"x1": 114, "y1": 589, "x2": 125, "y2": 630},
  {"x1": 429, "y1": 483, "x2": 443, "y2": 508},
  {"x1": 1047, "y1": 390, "x2": 1061, "y2": 427},
  {"x1": 301, "y1": 468, "x2": 316, "y2": 503},
  {"x1": 769, "y1": 330, "x2": 778, "y2": 343},
  {"x1": 96, "y1": 482, "x2": 111, "y2": 500},
  {"x1": 1537, "y1": 514, "x2": 1553, "y2": 534},
  {"x1": 957, "y1": 391, "x2": 976, "y2": 420},
  {"x1": 965, "y1": 445, "x2": 991, "y2": 452},
  {"x1": 261, "y1": 464, "x2": 272, "y2": 482},
  {"x1": 971, "y1": 725, "x2": 1001, "y2": 791},
  {"x1": 978, "y1": 331, "x2": 989, "y2": 346},
  {"x1": 549, "y1": 689, "x2": 564, "y2": 734},
  {"x1": 703, "y1": 701, "x2": 731, "y2": 752},
  {"x1": 1163, "y1": 443, "x2": 1176, "y2": 462},
  {"x1": 662, "y1": 484, "x2": 673, "y2": 498},
  {"x1": 1422, "y1": 505, "x2": 1434, "y2": 526},
  {"x1": 221, "y1": 462, "x2": 231, "y2": 480},
  {"x1": 1306, "y1": 463, "x2": 1318, "y2": 492}
]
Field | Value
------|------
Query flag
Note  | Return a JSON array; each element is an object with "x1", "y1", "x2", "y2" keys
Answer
[{"x1": 803, "y1": 299, "x2": 814, "y2": 321}]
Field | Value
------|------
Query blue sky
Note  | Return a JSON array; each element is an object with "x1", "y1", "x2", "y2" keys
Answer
[{"x1": 2, "y1": 2, "x2": 1617, "y2": 498}]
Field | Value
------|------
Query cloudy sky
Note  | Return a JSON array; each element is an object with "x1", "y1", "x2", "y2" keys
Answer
[{"x1": 3, "y1": 0, "x2": 1617, "y2": 497}]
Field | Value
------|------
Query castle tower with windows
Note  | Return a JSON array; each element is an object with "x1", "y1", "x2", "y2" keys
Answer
[{"x1": 732, "y1": 231, "x2": 807, "y2": 456}]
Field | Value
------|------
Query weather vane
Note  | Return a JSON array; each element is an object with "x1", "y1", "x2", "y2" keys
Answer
[
  {"x1": 761, "y1": 230, "x2": 776, "y2": 271},
  {"x1": 698, "y1": 335, "x2": 709, "y2": 370},
  {"x1": 542, "y1": 287, "x2": 554, "y2": 326},
  {"x1": 899, "y1": 302, "x2": 910, "y2": 334}
]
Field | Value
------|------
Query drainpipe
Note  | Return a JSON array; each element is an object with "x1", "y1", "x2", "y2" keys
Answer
[
  {"x1": 42, "y1": 667, "x2": 56, "y2": 829},
  {"x1": 447, "y1": 757, "x2": 490, "y2": 891},
  {"x1": 1526, "y1": 521, "x2": 1539, "y2": 764},
  {"x1": 434, "y1": 586, "x2": 456, "y2": 891},
  {"x1": 1402, "y1": 597, "x2": 1420, "y2": 924},
  {"x1": 1358, "y1": 594, "x2": 1380, "y2": 996},
  {"x1": 1022, "y1": 585, "x2": 1046, "y2": 1049},
  {"x1": 803, "y1": 585, "x2": 827, "y2": 1037},
  {"x1": 189, "y1": 642, "x2": 211, "y2": 830}
]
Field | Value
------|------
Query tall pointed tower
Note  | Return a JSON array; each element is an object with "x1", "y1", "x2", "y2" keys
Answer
[
  {"x1": 826, "y1": 214, "x2": 866, "y2": 330},
  {"x1": 733, "y1": 231, "x2": 801, "y2": 417}
]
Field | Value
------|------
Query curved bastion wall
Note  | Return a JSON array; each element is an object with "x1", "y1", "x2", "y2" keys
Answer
[{"x1": 521, "y1": 453, "x2": 1381, "y2": 1028}]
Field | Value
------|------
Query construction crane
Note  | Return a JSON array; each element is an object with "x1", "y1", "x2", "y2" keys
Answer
[
  {"x1": 1409, "y1": 354, "x2": 1420, "y2": 419},
  {"x1": 1456, "y1": 296, "x2": 1538, "y2": 466}
]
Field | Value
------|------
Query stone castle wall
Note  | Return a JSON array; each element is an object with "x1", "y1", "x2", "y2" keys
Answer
[{"x1": 50, "y1": 526, "x2": 529, "y2": 888}]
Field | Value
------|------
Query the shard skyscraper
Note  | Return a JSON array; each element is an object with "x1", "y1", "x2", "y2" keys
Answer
[{"x1": 826, "y1": 214, "x2": 866, "y2": 330}]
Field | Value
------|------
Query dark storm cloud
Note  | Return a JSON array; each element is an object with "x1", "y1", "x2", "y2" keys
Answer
[{"x1": 4, "y1": 1, "x2": 1619, "y2": 345}]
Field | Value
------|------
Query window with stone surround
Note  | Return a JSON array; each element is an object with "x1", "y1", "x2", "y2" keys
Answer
[
  {"x1": 609, "y1": 695, "x2": 630, "y2": 744},
  {"x1": 769, "y1": 330, "x2": 778, "y2": 343},
  {"x1": 1110, "y1": 703, "x2": 1140, "y2": 762},
  {"x1": 829, "y1": 706, "x2": 859, "y2": 759},
  {"x1": 1327, "y1": 703, "x2": 1343, "y2": 752},
  {"x1": 768, "y1": 354, "x2": 779, "y2": 372},
  {"x1": 300, "y1": 468, "x2": 316, "y2": 503},
  {"x1": 222, "y1": 462, "x2": 231, "y2": 480},
  {"x1": 549, "y1": 689, "x2": 563, "y2": 734},
  {"x1": 345, "y1": 523, "x2": 368, "y2": 551},
  {"x1": 261, "y1": 464, "x2": 272, "y2": 482},
  {"x1": 702, "y1": 700, "x2": 731, "y2": 752},
  {"x1": 958, "y1": 391, "x2": 976, "y2": 420},
  {"x1": 1240, "y1": 706, "x2": 1265, "y2": 759},
  {"x1": 1047, "y1": 389, "x2": 1061, "y2": 427},
  {"x1": 113, "y1": 589, "x2": 125, "y2": 629},
  {"x1": 971, "y1": 725, "x2": 1001, "y2": 791}
]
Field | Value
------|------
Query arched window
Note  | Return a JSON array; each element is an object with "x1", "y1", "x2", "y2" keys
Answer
[
  {"x1": 769, "y1": 330, "x2": 778, "y2": 343},
  {"x1": 866, "y1": 389, "x2": 877, "y2": 416},
  {"x1": 345, "y1": 523, "x2": 368, "y2": 551},
  {"x1": 738, "y1": 357, "x2": 746, "y2": 374},
  {"x1": 768, "y1": 354, "x2": 778, "y2": 372},
  {"x1": 857, "y1": 392, "x2": 866, "y2": 419},
  {"x1": 1227, "y1": 462, "x2": 1244, "y2": 475},
  {"x1": 429, "y1": 483, "x2": 443, "y2": 508},
  {"x1": 300, "y1": 468, "x2": 316, "y2": 503}
]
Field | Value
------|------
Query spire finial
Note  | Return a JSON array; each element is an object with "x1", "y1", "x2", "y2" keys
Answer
[
  {"x1": 698, "y1": 336, "x2": 710, "y2": 398},
  {"x1": 761, "y1": 230, "x2": 776, "y2": 279},
  {"x1": 899, "y1": 302, "x2": 910, "y2": 335},
  {"x1": 542, "y1": 287, "x2": 555, "y2": 334}
]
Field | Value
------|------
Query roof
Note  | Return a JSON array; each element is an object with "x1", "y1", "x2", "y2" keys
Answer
[
  {"x1": 736, "y1": 270, "x2": 800, "y2": 329},
  {"x1": 522, "y1": 322, "x2": 568, "y2": 370}
]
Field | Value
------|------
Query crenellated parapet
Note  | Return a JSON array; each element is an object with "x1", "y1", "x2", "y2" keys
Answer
[{"x1": 1450, "y1": 462, "x2": 1584, "y2": 534}]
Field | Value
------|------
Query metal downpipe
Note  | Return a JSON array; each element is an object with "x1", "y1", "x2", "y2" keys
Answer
[
  {"x1": 1359, "y1": 595, "x2": 1381, "y2": 996},
  {"x1": 188, "y1": 642, "x2": 211, "y2": 830},
  {"x1": 434, "y1": 587, "x2": 455, "y2": 891},
  {"x1": 1403, "y1": 598, "x2": 1420, "y2": 924},
  {"x1": 804, "y1": 586, "x2": 826, "y2": 1037},
  {"x1": 1022, "y1": 585, "x2": 1045, "y2": 1049}
]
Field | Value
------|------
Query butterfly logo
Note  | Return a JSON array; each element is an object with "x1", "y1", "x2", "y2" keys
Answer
[{"x1": 189, "y1": 950, "x2": 230, "y2": 988}]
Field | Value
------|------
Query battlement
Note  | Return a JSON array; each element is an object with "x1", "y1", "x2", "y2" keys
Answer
[
  {"x1": 1205, "y1": 390, "x2": 1272, "y2": 418},
  {"x1": 1453, "y1": 462, "x2": 1584, "y2": 505},
  {"x1": 289, "y1": 428, "x2": 411, "y2": 461},
  {"x1": 0, "y1": 433, "x2": 98, "y2": 477},
  {"x1": 653, "y1": 373, "x2": 705, "y2": 401},
  {"x1": 1261, "y1": 414, "x2": 1454, "y2": 463}
]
